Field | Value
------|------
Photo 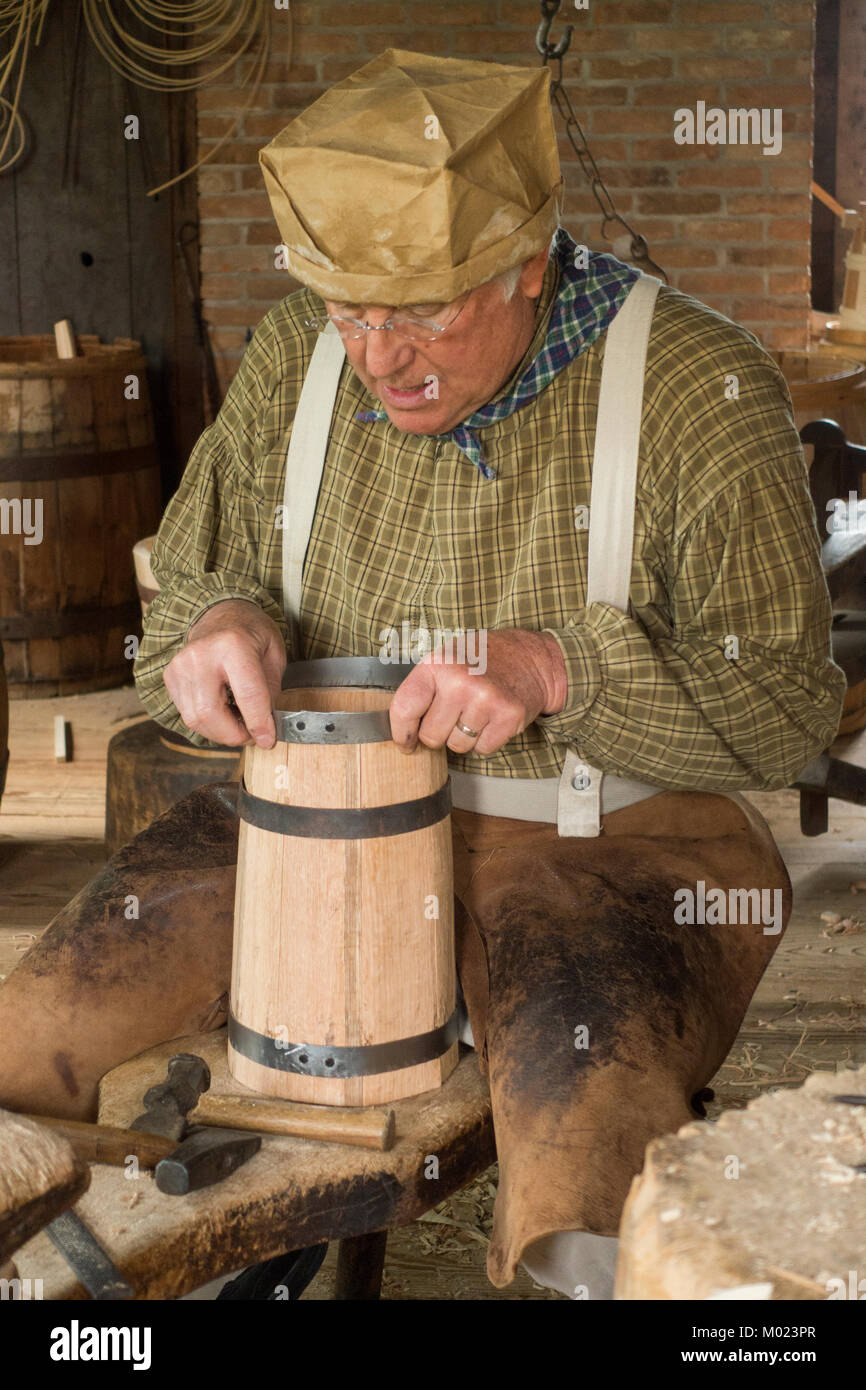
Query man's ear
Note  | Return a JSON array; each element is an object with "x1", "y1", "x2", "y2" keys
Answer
[{"x1": 518, "y1": 246, "x2": 550, "y2": 300}]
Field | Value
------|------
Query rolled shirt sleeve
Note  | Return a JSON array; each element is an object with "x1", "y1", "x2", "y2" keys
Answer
[{"x1": 133, "y1": 320, "x2": 292, "y2": 741}]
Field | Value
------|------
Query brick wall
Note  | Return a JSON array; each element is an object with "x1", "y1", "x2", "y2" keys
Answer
[{"x1": 196, "y1": 0, "x2": 817, "y2": 393}]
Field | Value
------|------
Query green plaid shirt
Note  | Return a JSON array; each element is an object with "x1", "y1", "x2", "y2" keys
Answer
[{"x1": 134, "y1": 254, "x2": 845, "y2": 790}]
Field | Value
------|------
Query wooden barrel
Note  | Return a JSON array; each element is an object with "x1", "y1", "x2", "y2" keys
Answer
[
  {"x1": 105, "y1": 720, "x2": 241, "y2": 855},
  {"x1": 773, "y1": 350, "x2": 866, "y2": 446},
  {"x1": 229, "y1": 657, "x2": 458, "y2": 1106},
  {"x1": 0, "y1": 335, "x2": 162, "y2": 697}
]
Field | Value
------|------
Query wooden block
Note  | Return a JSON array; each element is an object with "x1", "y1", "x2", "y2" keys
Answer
[
  {"x1": 53, "y1": 320, "x2": 78, "y2": 359},
  {"x1": 53, "y1": 715, "x2": 71, "y2": 763},
  {"x1": 616, "y1": 1064, "x2": 866, "y2": 1300},
  {"x1": 0, "y1": 1109, "x2": 89, "y2": 1263}
]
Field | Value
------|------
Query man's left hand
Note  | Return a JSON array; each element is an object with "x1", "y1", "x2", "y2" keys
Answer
[{"x1": 388, "y1": 629, "x2": 568, "y2": 756}]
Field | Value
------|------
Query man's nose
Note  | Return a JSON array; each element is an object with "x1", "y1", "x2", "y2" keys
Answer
[{"x1": 361, "y1": 326, "x2": 415, "y2": 378}]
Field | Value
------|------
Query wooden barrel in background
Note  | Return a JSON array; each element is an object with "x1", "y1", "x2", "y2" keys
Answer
[
  {"x1": 773, "y1": 350, "x2": 866, "y2": 447},
  {"x1": 229, "y1": 657, "x2": 458, "y2": 1107},
  {"x1": 0, "y1": 335, "x2": 162, "y2": 697}
]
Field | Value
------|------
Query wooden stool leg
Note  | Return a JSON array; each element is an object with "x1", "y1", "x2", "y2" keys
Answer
[
  {"x1": 333, "y1": 1231, "x2": 387, "y2": 1300},
  {"x1": 799, "y1": 788, "x2": 829, "y2": 836}
]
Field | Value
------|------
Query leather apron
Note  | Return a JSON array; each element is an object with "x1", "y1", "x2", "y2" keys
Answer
[{"x1": 280, "y1": 280, "x2": 791, "y2": 1286}]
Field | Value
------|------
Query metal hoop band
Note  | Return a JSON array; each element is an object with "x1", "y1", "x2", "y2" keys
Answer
[{"x1": 228, "y1": 1009, "x2": 460, "y2": 1079}]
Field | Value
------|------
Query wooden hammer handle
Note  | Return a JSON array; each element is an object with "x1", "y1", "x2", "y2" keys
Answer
[
  {"x1": 23, "y1": 1115, "x2": 175, "y2": 1168},
  {"x1": 191, "y1": 1093, "x2": 396, "y2": 1151}
]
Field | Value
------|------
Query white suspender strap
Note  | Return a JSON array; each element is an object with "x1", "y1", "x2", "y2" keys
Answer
[
  {"x1": 280, "y1": 322, "x2": 346, "y2": 653},
  {"x1": 556, "y1": 273, "x2": 662, "y2": 837}
]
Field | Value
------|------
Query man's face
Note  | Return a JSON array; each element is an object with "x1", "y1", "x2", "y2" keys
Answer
[{"x1": 324, "y1": 247, "x2": 548, "y2": 435}]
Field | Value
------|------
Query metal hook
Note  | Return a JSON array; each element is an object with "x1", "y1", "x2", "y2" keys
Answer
[{"x1": 536, "y1": 0, "x2": 573, "y2": 61}]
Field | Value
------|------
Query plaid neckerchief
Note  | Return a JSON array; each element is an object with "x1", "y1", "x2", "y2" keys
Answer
[{"x1": 354, "y1": 227, "x2": 640, "y2": 480}]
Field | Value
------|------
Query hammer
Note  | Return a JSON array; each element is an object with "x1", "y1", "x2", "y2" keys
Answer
[{"x1": 129, "y1": 1053, "x2": 261, "y2": 1196}]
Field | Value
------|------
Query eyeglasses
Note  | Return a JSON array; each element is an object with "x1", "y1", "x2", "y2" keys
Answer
[{"x1": 304, "y1": 293, "x2": 471, "y2": 343}]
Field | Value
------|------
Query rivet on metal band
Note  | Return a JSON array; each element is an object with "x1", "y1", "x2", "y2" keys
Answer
[
  {"x1": 238, "y1": 779, "x2": 451, "y2": 840},
  {"x1": 228, "y1": 1009, "x2": 460, "y2": 1079}
]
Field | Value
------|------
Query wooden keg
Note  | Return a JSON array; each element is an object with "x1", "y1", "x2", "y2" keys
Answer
[
  {"x1": 229, "y1": 657, "x2": 458, "y2": 1106},
  {"x1": 0, "y1": 335, "x2": 162, "y2": 697},
  {"x1": 105, "y1": 720, "x2": 241, "y2": 855},
  {"x1": 773, "y1": 350, "x2": 866, "y2": 447}
]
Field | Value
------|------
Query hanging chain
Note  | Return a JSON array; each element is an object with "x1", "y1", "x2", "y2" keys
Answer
[{"x1": 536, "y1": 2, "x2": 668, "y2": 282}]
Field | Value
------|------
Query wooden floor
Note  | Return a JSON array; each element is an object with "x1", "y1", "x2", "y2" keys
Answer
[{"x1": 1, "y1": 684, "x2": 864, "y2": 1300}]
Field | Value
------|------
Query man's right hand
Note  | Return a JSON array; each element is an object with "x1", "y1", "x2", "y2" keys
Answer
[{"x1": 163, "y1": 599, "x2": 287, "y2": 748}]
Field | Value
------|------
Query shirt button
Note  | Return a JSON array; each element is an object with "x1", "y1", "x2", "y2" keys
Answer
[{"x1": 572, "y1": 768, "x2": 591, "y2": 791}]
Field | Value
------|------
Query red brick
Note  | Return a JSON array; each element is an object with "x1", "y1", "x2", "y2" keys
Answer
[
  {"x1": 247, "y1": 222, "x2": 287, "y2": 245},
  {"x1": 296, "y1": 31, "x2": 362, "y2": 55},
  {"x1": 731, "y1": 299, "x2": 809, "y2": 321},
  {"x1": 724, "y1": 26, "x2": 808, "y2": 50},
  {"x1": 727, "y1": 245, "x2": 806, "y2": 266},
  {"x1": 234, "y1": 59, "x2": 319, "y2": 84},
  {"x1": 245, "y1": 275, "x2": 293, "y2": 302},
  {"x1": 726, "y1": 82, "x2": 813, "y2": 108},
  {"x1": 727, "y1": 191, "x2": 807, "y2": 214},
  {"x1": 197, "y1": 169, "x2": 241, "y2": 196},
  {"x1": 638, "y1": 191, "x2": 722, "y2": 215},
  {"x1": 405, "y1": 0, "x2": 489, "y2": 22},
  {"x1": 263, "y1": 85, "x2": 327, "y2": 108},
  {"x1": 449, "y1": 30, "x2": 531, "y2": 55},
  {"x1": 530, "y1": 27, "x2": 639, "y2": 54},
  {"x1": 564, "y1": 190, "x2": 634, "y2": 217},
  {"x1": 244, "y1": 112, "x2": 313, "y2": 139},
  {"x1": 676, "y1": 270, "x2": 764, "y2": 296},
  {"x1": 767, "y1": 164, "x2": 810, "y2": 188},
  {"x1": 677, "y1": 164, "x2": 763, "y2": 188},
  {"x1": 632, "y1": 137, "x2": 716, "y2": 161},
  {"x1": 200, "y1": 274, "x2": 246, "y2": 302},
  {"x1": 203, "y1": 304, "x2": 260, "y2": 327},
  {"x1": 769, "y1": 271, "x2": 811, "y2": 295},
  {"x1": 318, "y1": 1, "x2": 406, "y2": 22},
  {"x1": 769, "y1": 217, "x2": 812, "y2": 240},
  {"x1": 681, "y1": 217, "x2": 760, "y2": 240},
  {"x1": 769, "y1": 2, "x2": 815, "y2": 22},
  {"x1": 769, "y1": 55, "x2": 813, "y2": 77},
  {"x1": 590, "y1": 109, "x2": 673, "y2": 135},
  {"x1": 197, "y1": 89, "x2": 249, "y2": 113},
  {"x1": 209, "y1": 329, "x2": 251, "y2": 355},
  {"x1": 196, "y1": 222, "x2": 247, "y2": 248},
  {"x1": 598, "y1": 165, "x2": 673, "y2": 189},
  {"x1": 196, "y1": 140, "x2": 270, "y2": 166},
  {"x1": 202, "y1": 247, "x2": 273, "y2": 274},
  {"x1": 240, "y1": 169, "x2": 269, "y2": 190},
  {"x1": 680, "y1": 2, "x2": 765, "y2": 19},
  {"x1": 565, "y1": 137, "x2": 628, "y2": 164},
  {"x1": 676, "y1": 56, "x2": 766, "y2": 79},
  {"x1": 319, "y1": 58, "x2": 370, "y2": 81},
  {"x1": 634, "y1": 27, "x2": 721, "y2": 51},
  {"x1": 571, "y1": 85, "x2": 629, "y2": 106},
  {"x1": 633, "y1": 83, "x2": 712, "y2": 107},
  {"x1": 765, "y1": 325, "x2": 810, "y2": 349},
  {"x1": 588, "y1": 55, "x2": 674, "y2": 80},
  {"x1": 601, "y1": 0, "x2": 672, "y2": 19},
  {"x1": 362, "y1": 28, "x2": 453, "y2": 53},
  {"x1": 651, "y1": 244, "x2": 719, "y2": 267},
  {"x1": 199, "y1": 193, "x2": 272, "y2": 220}
]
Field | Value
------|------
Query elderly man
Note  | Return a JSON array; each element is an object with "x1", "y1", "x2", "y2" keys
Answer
[{"x1": 0, "y1": 50, "x2": 844, "y2": 1300}]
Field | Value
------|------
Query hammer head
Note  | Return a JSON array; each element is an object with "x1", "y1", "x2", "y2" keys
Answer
[
  {"x1": 155, "y1": 1126, "x2": 261, "y2": 1196},
  {"x1": 129, "y1": 1053, "x2": 211, "y2": 1142}
]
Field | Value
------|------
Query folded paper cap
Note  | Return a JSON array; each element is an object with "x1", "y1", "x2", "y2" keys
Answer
[{"x1": 259, "y1": 49, "x2": 563, "y2": 305}]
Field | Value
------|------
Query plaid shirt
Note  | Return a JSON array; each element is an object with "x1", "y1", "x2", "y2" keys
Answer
[{"x1": 135, "y1": 242, "x2": 845, "y2": 790}]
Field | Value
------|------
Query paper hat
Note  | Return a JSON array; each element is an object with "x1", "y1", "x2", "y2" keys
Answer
[{"x1": 259, "y1": 48, "x2": 563, "y2": 305}]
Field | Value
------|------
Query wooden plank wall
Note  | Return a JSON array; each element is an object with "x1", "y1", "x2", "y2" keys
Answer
[{"x1": 0, "y1": 3, "x2": 205, "y2": 497}]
